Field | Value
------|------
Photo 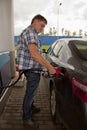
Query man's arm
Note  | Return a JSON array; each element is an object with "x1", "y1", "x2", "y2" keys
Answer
[{"x1": 28, "y1": 43, "x2": 56, "y2": 74}]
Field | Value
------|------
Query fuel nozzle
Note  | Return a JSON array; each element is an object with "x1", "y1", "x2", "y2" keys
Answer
[
  {"x1": 55, "y1": 67, "x2": 64, "y2": 76},
  {"x1": 47, "y1": 68, "x2": 61, "y2": 78},
  {"x1": 42, "y1": 67, "x2": 64, "y2": 78},
  {"x1": 55, "y1": 67, "x2": 61, "y2": 76}
]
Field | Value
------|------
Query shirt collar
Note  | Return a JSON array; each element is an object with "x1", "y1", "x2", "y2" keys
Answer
[{"x1": 29, "y1": 25, "x2": 38, "y2": 34}]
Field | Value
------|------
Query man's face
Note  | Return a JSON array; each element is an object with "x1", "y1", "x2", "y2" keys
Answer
[{"x1": 34, "y1": 20, "x2": 46, "y2": 33}]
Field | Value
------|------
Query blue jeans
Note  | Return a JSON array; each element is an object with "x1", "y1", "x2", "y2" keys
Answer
[{"x1": 23, "y1": 70, "x2": 40, "y2": 121}]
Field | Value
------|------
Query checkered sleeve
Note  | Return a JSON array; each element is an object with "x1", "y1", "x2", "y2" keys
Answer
[{"x1": 24, "y1": 29, "x2": 37, "y2": 45}]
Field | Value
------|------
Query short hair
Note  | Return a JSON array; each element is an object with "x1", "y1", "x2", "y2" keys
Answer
[{"x1": 31, "y1": 14, "x2": 47, "y2": 24}]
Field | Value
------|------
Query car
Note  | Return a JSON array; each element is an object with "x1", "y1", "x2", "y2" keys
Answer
[{"x1": 42, "y1": 38, "x2": 87, "y2": 130}]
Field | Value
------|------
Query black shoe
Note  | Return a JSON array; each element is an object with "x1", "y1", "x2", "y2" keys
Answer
[
  {"x1": 23, "y1": 119, "x2": 39, "y2": 128},
  {"x1": 32, "y1": 105, "x2": 40, "y2": 114}
]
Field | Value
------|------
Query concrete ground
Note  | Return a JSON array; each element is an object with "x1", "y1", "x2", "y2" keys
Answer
[{"x1": 0, "y1": 76, "x2": 65, "y2": 130}]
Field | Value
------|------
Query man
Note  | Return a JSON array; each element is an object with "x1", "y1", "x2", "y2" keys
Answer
[{"x1": 17, "y1": 14, "x2": 56, "y2": 128}]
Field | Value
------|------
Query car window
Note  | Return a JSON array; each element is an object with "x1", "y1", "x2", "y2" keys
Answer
[
  {"x1": 75, "y1": 43, "x2": 87, "y2": 60},
  {"x1": 57, "y1": 41, "x2": 72, "y2": 62},
  {"x1": 70, "y1": 40, "x2": 87, "y2": 60},
  {"x1": 51, "y1": 41, "x2": 63, "y2": 57},
  {"x1": 47, "y1": 41, "x2": 57, "y2": 54},
  {"x1": 50, "y1": 40, "x2": 71, "y2": 62},
  {"x1": 48, "y1": 40, "x2": 73, "y2": 63}
]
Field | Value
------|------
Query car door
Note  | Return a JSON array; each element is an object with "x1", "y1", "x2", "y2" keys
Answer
[
  {"x1": 52, "y1": 40, "x2": 73, "y2": 101},
  {"x1": 53, "y1": 41, "x2": 74, "y2": 129}
]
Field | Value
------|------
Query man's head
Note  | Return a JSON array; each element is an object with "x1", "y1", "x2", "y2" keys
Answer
[{"x1": 31, "y1": 14, "x2": 47, "y2": 33}]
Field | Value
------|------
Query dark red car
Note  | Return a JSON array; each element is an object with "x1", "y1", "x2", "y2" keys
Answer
[{"x1": 43, "y1": 38, "x2": 87, "y2": 130}]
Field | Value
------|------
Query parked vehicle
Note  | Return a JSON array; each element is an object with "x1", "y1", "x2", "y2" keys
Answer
[{"x1": 42, "y1": 38, "x2": 87, "y2": 130}]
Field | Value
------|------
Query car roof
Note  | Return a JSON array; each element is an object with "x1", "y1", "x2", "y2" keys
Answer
[{"x1": 56, "y1": 38, "x2": 87, "y2": 44}]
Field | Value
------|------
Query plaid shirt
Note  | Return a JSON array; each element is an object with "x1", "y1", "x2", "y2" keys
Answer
[{"x1": 17, "y1": 25, "x2": 43, "y2": 71}]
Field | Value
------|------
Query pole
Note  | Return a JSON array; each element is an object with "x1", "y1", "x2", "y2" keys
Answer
[{"x1": 57, "y1": 1, "x2": 62, "y2": 39}]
